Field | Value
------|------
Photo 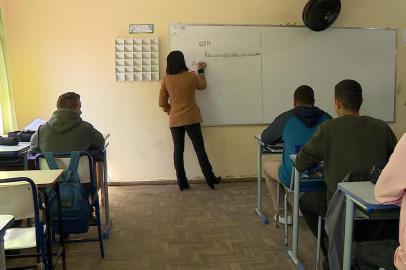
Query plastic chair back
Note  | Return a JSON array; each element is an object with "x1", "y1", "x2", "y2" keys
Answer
[
  {"x1": 0, "y1": 177, "x2": 47, "y2": 265},
  {"x1": 0, "y1": 182, "x2": 35, "y2": 220},
  {"x1": 37, "y1": 154, "x2": 92, "y2": 183}
]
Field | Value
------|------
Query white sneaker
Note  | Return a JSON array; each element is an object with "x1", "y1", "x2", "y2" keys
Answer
[{"x1": 274, "y1": 214, "x2": 293, "y2": 225}]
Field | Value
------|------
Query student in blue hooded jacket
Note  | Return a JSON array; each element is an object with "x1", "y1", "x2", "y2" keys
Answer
[{"x1": 261, "y1": 85, "x2": 331, "y2": 224}]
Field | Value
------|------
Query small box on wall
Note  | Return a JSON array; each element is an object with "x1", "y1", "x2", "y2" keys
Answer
[
  {"x1": 115, "y1": 37, "x2": 159, "y2": 82},
  {"x1": 129, "y1": 24, "x2": 154, "y2": 34}
]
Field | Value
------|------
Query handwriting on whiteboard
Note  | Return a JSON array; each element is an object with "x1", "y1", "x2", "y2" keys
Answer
[{"x1": 204, "y1": 51, "x2": 260, "y2": 60}]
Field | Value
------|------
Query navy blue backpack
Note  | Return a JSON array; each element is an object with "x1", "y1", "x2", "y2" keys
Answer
[{"x1": 44, "y1": 151, "x2": 91, "y2": 234}]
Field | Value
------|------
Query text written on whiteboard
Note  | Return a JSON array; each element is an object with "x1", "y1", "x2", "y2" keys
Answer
[
  {"x1": 199, "y1": 40, "x2": 211, "y2": 47},
  {"x1": 204, "y1": 51, "x2": 260, "y2": 60}
]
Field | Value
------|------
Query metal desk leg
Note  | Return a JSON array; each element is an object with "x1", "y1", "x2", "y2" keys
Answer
[
  {"x1": 287, "y1": 168, "x2": 304, "y2": 269},
  {"x1": 43, "y1": 191, "x2": 53, "y2": 270},
  {"x1": 55, "y1": 183, "x2": 66, "y2": 270},
  {"x1": 255, "y1": 143, "x2": 269, "y2": 224},
  {"x1": 102, "y1": 151, "x2": 112, "y2": 239},
  {"x1": 0, "y1": 237, "x2": 6, "y2": 270},
  {"x1": 343, "y1": 196, "x2": 354, "y2": 270},
  {"x1": 23, "y1": 153, "x2": 28, "y2": 170}
]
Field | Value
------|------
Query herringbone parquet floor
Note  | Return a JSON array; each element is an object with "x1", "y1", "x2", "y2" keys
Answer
[
  {"x1": 63, "y1": 181, "x2": 319, "y2": 270},
  {"x1": 6, "y1": 181, "x2": 319, "y2": 269}
]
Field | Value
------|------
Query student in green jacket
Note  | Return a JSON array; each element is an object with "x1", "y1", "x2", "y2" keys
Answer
[
  {"x1": 30, "y1": 92, "x2": 104, "y2": 152},
  {"x1": 295, "y1": 79, "x2": 397, "y2": 265}
]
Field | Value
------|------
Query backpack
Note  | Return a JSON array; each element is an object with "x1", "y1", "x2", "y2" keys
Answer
[
  {"x1": 44, "y1": 151, "x2": 91, "y2": 234},
  {"x1": 8, "y1": 130, "x2": 35, "y2": 142}
]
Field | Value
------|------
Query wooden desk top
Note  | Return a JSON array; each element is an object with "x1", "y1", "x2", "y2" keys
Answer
[
  {"x1": 0, "y1": 142, "x2": 30, "y2": 155},
  {"x1": 0, "y1": 169, "x2": 63, "y2": 186},
  {"x1": 338, "y1": 181, "x2": 399, "y2": 212}
]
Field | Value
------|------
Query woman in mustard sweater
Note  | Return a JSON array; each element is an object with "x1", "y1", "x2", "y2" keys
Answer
[{"x1": 159, "y1": 51, "x2": 220, "y2": 190}]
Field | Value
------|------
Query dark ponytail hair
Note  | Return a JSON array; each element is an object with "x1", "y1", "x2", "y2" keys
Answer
[{"x1": 166, "y1": 51, "x2": 188, "y2": 75}]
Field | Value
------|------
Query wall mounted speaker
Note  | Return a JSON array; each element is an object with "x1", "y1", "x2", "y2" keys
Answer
[{"x1": 303, "y1": 0, "x2": 341, "y2": 31}]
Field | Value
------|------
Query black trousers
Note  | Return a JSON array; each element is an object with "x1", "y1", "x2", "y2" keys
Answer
[
  {"x1": 170, "y1": 123, "x2": 216, "y2": 182},
  {"x1": 355, "y1": 240, "x2": 398, "y2": 270},
  {"x1": 300, "y1": 191, "x2": 329, "y2": 256},
  {"x1": 300, "y1": 191, "x2": 399, "y2": 258}
]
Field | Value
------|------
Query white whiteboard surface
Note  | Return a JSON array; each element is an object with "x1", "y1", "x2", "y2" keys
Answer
[{"x1": 169, "y1": 24, "x2": 396, "y2": 125}]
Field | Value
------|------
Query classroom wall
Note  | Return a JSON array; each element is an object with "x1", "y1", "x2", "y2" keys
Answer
[{"x1": 2, "y1": 0, "x2": 406, "y2": 182}]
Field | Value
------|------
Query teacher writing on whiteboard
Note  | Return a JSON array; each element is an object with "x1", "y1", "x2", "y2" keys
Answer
[{"x1": 159, "y1": 50, "x2": 220, "y2": 191}]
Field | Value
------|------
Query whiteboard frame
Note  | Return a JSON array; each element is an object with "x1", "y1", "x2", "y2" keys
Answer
[{"x1": 168, "y1": 23, "x2": 398, "y2": 125}]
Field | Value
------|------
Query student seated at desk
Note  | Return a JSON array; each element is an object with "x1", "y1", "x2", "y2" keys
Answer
[
  {"x1": 28, "y1": 93, "x2": 106, "y2": 242},
  {"x1": 261, "y1": 85, "x2": 331, "y2": 224},
  {"x1": 295, "y1": 79, "x2": 398, "y2": 268},
  {"x1": 30, "y1": 92, "x2": 104, "y2": 153},
  {"x1": 355, "y1": 133, "x2": 406, "y2": 270},
  {"x1": 30, "y1": 92, "x2": 105, "y2": 189}
]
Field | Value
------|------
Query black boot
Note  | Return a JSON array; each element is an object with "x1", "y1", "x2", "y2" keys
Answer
[
  {"x1": 205, "y1": 179, "x2": 215, "y2": 189},
  {"x1": 178, "y1": 179, "x2": 190, "y2": 191},
  {"x1": 212, "y1": 176, "x2": 222, "y2": 184}
]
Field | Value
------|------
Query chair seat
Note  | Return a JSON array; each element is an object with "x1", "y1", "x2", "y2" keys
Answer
[
  {"x1": 4, "y1": 227, "x2": 38, "y2": 250},
  {"x1": 281, "y1": 178, "x2": 326, "y2": 193},
  {"x1": 299, "y1": 179, "x2": 326, "y2": 192}
]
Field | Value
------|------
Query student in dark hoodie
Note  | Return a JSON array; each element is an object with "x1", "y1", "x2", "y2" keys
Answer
[
  {"x1": 261, "y1": 85, "x2": 331, "y2": 224},
  {"x1": 30, "y1": 92, "x2": 104, "y2": 152}
]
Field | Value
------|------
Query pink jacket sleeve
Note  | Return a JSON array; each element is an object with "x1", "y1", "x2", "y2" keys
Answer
[{"x1": 374, "y1": 133, "x2": 406, "y2": 205}]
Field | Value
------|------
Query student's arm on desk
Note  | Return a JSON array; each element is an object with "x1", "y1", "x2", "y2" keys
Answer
[
  {"x1": 375, "y1": 133, "x2": 406, "y2": 205},
  {"x1": 295, "y1": 127, "x2": 324, "y2": 171},
  {"x1": 261, "y1": 111, "x2": 292, "y2": 145}
]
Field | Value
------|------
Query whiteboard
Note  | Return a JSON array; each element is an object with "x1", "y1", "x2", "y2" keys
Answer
[{"x1": 169, "y1": 24, "x2": 397, "y2": 125}]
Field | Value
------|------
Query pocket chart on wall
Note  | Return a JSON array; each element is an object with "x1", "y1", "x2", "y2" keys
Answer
[{"x1": 169, "y1": 24, "x2": 397, "y2": 126}]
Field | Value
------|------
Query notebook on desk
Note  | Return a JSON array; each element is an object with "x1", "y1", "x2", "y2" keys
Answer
[{"x1": 267, "y1": 144, "x2": 283, "y2": 153}]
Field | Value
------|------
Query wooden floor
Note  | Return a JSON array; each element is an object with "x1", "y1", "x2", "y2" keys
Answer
[
  {"x1": 63, "y1": 181, "x2": 319, "y2": 270},
  {"x1": 7, "y1": 181, "x2": 319, "y2": 269}
]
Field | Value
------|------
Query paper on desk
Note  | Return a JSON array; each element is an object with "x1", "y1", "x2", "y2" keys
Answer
[{"x1": 24, "y1": 118, "x2": 47, "y2": 131}]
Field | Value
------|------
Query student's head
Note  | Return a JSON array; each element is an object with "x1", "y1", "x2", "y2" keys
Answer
[
  {"x1": 334, "y1": 79, "x2": 363, "y2": 116},
  {"x1": 57, "y1": 92, "x2": 81, "y2": 114},
  {"x1": 166, "y1": 51, "x2": 188, "y2": 75},
  {"x1": 293, "y1": 85, "x2": 315, "y2": 107}
]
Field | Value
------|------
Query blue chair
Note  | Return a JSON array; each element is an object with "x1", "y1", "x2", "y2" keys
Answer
[
  {"x1": 0, "y1": 177, "x2": 48, "y2": 269},
  {"x1": 35, "y1": 151, "x2": 105, "y2": 258}
]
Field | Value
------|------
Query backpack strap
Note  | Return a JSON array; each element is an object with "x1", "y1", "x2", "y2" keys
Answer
[
  {"x1": 66, "y1": 151, "x2": 81, "y2": 184},
  {"x1": 44, "y1": 152, "x2": 59, "y2": 170}
]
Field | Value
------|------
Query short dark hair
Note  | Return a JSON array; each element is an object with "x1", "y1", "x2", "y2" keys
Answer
[
  {"x1": 166, "y1": 51, "x2": 188, "y2": 75},
  {"x1": 334, "y1": 79, "x2": 363, "y2": 112},
  {"x1": 57, "y1": 92, "x2": 80, "y2": 110},
  {"x1": 294, "y1": 85, "x2": 315, "y2": 106}
]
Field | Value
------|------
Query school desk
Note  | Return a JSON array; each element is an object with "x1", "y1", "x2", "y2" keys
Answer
[
  {"x1": 0, "y1": 142, "x2": 30, "y2": 170},
  {"x1": 0, "y1": 170, "x2": 66, "y2": 270},
  {"x1": 288, "y1": 155, "x2": 326, "y2": 269},
  {"x1": 89, "y1": 133, "x2": 112, "y2": 239},
  {"x1": 254, "y1": 135, "x2": 283, "y2": 224},
  {"x1": 338, "y1": 181, "x2": 400, "y2": 270}
]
